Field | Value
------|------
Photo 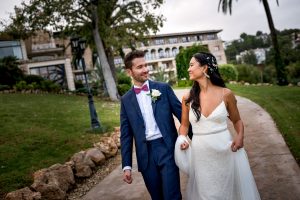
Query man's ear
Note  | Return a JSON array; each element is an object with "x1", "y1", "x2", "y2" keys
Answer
[{"x1": 126, "y1": 69, "x2": 132, "y2": 77}]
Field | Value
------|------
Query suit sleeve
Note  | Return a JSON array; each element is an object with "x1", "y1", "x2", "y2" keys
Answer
[
  {"x1": 120, "y1": 98, "x2": 133, "y2": 169},
  {"x1": 166, "y1": 84, "x2": 182, "y2": 121}
]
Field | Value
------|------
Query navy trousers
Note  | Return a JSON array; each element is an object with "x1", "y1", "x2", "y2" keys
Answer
[{"x1": 141, "y1": 138, "x2": 182, "y2": 200}]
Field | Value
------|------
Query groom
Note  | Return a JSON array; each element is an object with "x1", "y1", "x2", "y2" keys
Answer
[{"x1": 120, "y1": 50, "x2": 185, "y2": 200}]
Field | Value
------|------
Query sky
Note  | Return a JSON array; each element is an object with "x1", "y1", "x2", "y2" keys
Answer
[{"x1": 1, "y1": 0, "x2": 300, "y2": 41}]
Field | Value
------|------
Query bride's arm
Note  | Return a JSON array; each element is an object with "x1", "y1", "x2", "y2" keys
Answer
[
  {"x1": 225, "y1": 90, "x2": 244, "y2": 152},
  {"x1": 179, "y1": 94, "x2": 190, "y2": 136},
  {"x1": 178, "y1": 94, "x2": 191, "y2": 150}
]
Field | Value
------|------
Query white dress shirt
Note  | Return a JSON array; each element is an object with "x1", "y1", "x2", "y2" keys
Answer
[{"x1": 135, "y1": 81, "x2": 163, "y2": 141}]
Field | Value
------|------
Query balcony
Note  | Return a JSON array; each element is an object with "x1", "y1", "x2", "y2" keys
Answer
[{"x1": 30, "y1": 43, "x2": 64, "y2": 56}]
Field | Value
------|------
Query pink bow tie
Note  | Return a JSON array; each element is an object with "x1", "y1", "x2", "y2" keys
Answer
[{"x1": 134, "y1": 84, "x2": 149, "y2": 94}]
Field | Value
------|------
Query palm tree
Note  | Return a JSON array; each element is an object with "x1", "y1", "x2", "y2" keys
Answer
[{"x1": 218, "y1": 0, "x2": 288, "y2": 85}]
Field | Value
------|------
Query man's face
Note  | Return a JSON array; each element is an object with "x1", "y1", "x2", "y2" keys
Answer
[{"x1": 127, "y1": 57, "x2": 149, "y2": 85}]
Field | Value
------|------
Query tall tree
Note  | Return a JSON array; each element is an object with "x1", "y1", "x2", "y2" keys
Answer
[
  {"x1": 2, "y1": 0, "x2": 164, "y2": 100},
  {"x1": 218, "y1": 0, "x2": 288, "y2": 85}
]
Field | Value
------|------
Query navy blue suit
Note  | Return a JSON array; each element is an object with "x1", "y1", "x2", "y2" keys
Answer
[{"x1": 120, "y1": 80, "x2": 182, "y2": 200}]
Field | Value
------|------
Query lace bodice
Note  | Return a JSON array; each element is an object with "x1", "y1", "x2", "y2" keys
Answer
[{"x1": 189, "y1": 101, "x2": 228, "y2": 135}]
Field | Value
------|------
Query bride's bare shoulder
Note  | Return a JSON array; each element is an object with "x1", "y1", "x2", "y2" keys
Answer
[{"x1": 223, "y1": 88, "x2": 237, "y2": 103}]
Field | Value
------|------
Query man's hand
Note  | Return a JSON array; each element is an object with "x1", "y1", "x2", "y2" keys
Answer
[{"x1": 123, "y1": 169, "x2": 133, "y2": 184}]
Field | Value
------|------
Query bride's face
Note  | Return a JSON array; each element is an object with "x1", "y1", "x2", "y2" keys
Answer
[{"x1": 188, "y1": 57, "x2": 206, "y2": 80}]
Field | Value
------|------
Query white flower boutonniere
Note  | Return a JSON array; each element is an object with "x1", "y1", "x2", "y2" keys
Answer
[{"x1": 148, "y1": 89, "x2": 161, "y2": 103}]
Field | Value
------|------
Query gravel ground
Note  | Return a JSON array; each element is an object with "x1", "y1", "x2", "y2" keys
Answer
[{"x1": 67, "y1": 151, "x2": 121, "y2": 200}]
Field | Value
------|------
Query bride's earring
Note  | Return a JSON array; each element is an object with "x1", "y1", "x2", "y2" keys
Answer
[{"x1": 203, "y1": 71, "x2": 210, "y2": 79}]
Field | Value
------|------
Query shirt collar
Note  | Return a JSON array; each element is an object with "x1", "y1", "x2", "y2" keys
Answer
[{"x1": 134, "y1": 80, "x2": 149, "y2": 89}]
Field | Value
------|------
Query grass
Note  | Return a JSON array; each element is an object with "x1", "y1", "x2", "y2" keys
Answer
[
  {"x1": 0, "y1": 93, "x2": 120, "y2": 197},
  {"x1": 227, "y1": 84, "x2": 300, "y2": 164}
]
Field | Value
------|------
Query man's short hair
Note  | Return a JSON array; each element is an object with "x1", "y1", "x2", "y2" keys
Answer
[{"x1": 124, "y1": 50, "x2": 145, "y2": 69}]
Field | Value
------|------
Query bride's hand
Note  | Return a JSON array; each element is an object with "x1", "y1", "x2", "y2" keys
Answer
[
  {"x1": 180, "y1": 141, "x2": 189, "y2": 150},
  {"x1": 231, "y1": 134, "x2": 244, "y2": 152}
]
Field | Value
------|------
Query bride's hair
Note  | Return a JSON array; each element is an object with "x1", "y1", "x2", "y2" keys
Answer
[{"x1": 186, "y1": 52, "x2": 226, "y2": 121}]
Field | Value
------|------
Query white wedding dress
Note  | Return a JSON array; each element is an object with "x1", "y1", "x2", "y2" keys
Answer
[{"x1": 175, "y1": 101, "x2": 261, "y2": 200}]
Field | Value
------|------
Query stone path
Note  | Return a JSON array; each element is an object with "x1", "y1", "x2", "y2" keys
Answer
[{"x1": 83, "y1": 89, "x2": 300, "y2": 200}]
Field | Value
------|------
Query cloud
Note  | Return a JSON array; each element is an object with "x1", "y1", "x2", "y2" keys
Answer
[{"x1": 157, "y1": 0, "x2": 300, "y2": 41}]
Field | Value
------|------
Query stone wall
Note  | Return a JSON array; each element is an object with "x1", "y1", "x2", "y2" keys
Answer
[{"x1": 5, "y1": 127, "x2": 121, "y2": 200}]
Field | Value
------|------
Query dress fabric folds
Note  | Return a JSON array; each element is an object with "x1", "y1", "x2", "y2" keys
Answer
[{"x1": 175, "y1": 101, "x2": 261, "y2": 200}]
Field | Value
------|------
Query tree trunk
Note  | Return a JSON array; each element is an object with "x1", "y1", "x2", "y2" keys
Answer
[
  {"x1": 261, "y1": 0, "x2": 287, "y2": 85},
  {"x1": 105, "y1": 47, "x2": 117, "y2": 82},
  {"x1": 91, "y1": 4, "x2": 119, "y2": 101}
]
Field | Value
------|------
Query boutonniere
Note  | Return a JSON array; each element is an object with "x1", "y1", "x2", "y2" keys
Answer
[{"x1": 148, "y1": 89, "x2": 161, "y2": 103}]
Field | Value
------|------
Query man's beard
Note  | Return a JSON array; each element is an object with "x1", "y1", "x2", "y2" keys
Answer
[{"x1": 132, "y1": 72, "x2": 148, "y2": 83}]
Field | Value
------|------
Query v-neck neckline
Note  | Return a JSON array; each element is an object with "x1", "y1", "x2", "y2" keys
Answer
[{"x1": 201, "y1": 101, "x2": 224, "y2": 118}]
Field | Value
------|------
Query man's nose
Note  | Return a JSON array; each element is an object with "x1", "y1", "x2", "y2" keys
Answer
[{"x1": 143, "y1": 66, "x2": 149, "y2": 72}]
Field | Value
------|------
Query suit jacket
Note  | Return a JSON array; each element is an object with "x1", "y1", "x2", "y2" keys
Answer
[{"x1": 120, "y1": 80, "x2": 182, "y2": 172}]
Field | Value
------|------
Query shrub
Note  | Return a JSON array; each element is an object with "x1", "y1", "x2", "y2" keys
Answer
[
  {"x1": 0, "y1": 56, "x2": 24, "y2": 86},
  {"x1": 117, "y1": 84, "x2": 131, "y2": 96},
  {"x1": 116, "y1": 71, "x2": 131, "y2": 96},
  {"x1": 235, "y1": 64, "x2": 261, "y2": 83},
  {"x1": 40, "y1": 80, "x2": 61, "y2": 92},
  {"x1": 219, "y1": 64, "x2": 238, "y2": 82},
  {"x1": 23, "y1": 75, "x2": 44, "y2": 84},
  {"x1": 15, "y1": 81, "x2": 28, "y2": 91},
  {"x1": 117, "y1": 73, "x2": 131, "y2": 85},
  {"x1": 177, "y1": 79, "x2": 193, "y2": 87},
  {"x1": 0, "y1": 85, "x2": 10, "y2": 91},
  {"x1": 75, "y1": 80, "x2": 84, "y2": 89},
  {"x1": 262, "y1": 65, "x2": 277, "y2": 84},
  {"x1": 287, "y1": 62, "x2": 300, "y2": 84}
]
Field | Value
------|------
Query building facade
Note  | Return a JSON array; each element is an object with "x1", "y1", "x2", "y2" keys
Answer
[
  {"x1": 116, "y1": 30, "x2": 227, "y2": 81},
  {"x1": 0, "y1": 31, "x2": 95, "y2": 91},
  {"x1": 1, "y1": 29, "x2": 227, "y2": 90}
]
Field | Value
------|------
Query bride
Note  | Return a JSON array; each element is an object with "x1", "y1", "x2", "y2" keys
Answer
[{"x1": 176, "y1": 52, "x2": 261, "y2": 200}]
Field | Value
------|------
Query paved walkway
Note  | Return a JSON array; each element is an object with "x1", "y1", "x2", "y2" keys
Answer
[{"x1": 83, "y1": 89, "x2": 300, "y2": 200}]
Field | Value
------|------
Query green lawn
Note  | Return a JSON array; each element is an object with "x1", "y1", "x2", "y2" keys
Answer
[
  {"x1": 227, "y1": 84, "x2": 300, "y2": 164},
  {"x1": 0, "y1": 93, "x2": 120, "y2": 197}
]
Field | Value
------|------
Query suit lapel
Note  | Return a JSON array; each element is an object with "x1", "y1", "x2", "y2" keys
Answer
[
  {"x1": 149, "y1": 80, "x2": 157, "y2": 115},
  {"x1": 128, "y1": 88, "x2": 144, "y2": 121}
]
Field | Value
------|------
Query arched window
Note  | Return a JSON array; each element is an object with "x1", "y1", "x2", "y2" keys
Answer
[
  {"x1": 144, "y1": 50, "x2": 151, "y2": 60},
  {"x1": 172, "y1": 47, "x2": 178, "y2": 57},
  {"x1": 165, "y1": 48, "x2": 170, "y2": 58},
  {"x1": 158, "y1": 48, "x2": 164, "y2": 58},
  {"x1": 151, "y1": 49, "x2": 156, "y2": 60}
]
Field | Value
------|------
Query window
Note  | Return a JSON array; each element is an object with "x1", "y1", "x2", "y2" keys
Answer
[
  {"x1": 158, "y1": 49, "x2": 164, "y2": 58},
  {"x1": 145, "y1": 51, "x2": 151, "y2": 60},
  {"x1": 0, "y1": 41, "x2": 23, "y2": 59},
  {"x1": 197, "y1": 35, "x2": 203, "y2": 41},
  {"x1": 148, "y1": 65, "x2": 153, "y2": 71},
  {"x1": 172, "y1": 47, "x2": 179, "y2": 56},
  {"x1": 29, "y1": 64, "x2": 65, "y2": 80},
  {"x1": 169, "y1": 38, "x2": 178, "y2": 44},
  {"x1": 165, "y1": 48, "x2": 170, "y2": 57},
  {"x1": 151, "y1": 50, "x2": 156, "y2": 60},
  {"x1": 155, "y1": 39, "x2": 164, "y2": 45},
  {"x1": 114, "y1": 57, "x2": 123, "y2": 65},
  {"x1": 206, "y1": 34, "x2": 216, "y2": 40}
]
